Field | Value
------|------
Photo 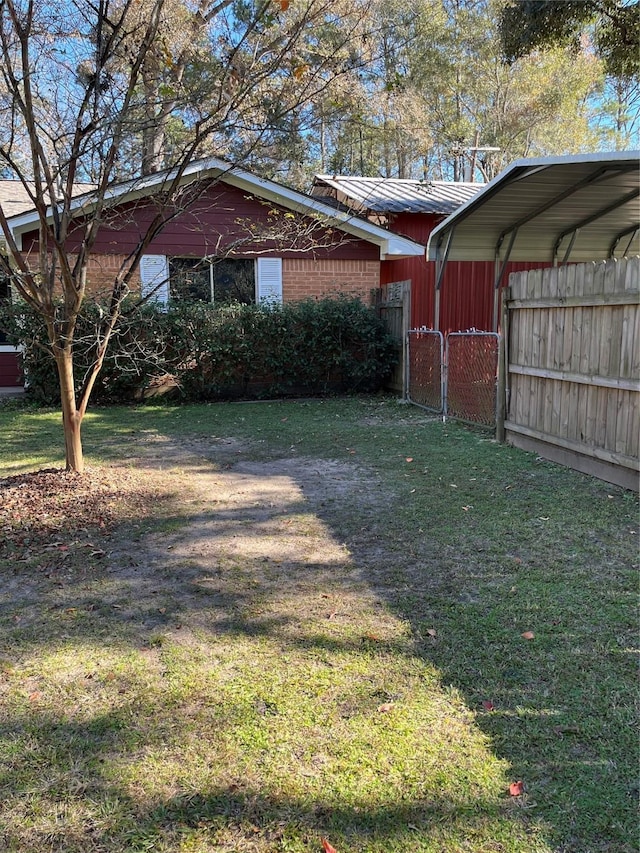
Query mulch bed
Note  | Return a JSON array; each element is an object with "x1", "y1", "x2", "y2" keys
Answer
[{"x1": 0, "y1": 467, "x2": 155, "y2": 555}]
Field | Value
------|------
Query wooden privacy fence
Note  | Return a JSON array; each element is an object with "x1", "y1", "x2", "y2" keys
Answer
[
  {"x1": 373, "y1": 280, "x2": 410, "y2": 395},
  {"x1": 499, "y1": 257, "x2": 639, "y2": 490}
]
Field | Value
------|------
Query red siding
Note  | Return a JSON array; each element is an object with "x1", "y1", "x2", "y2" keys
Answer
[
  {"x1": 380, "y1": 211, "x2": 550, "y2": 333},
  {"x1": 0, "y1": 351, "x2": 22, "y2": 386},
  {"x1": 22, "y1": 181, "x2": 378, "y2": 261}
]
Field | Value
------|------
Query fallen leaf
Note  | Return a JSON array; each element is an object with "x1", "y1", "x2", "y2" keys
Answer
[
  {"x1": 509, "y1": 780, "x2": 524, "y2": 796},
  {"x1": 425, "y1": 628, "x2": 437, "y2": 637},
  {"x1": 405, "y1": 457, "x2": 413, "y2": 462},
  {"x1": 28, "y1": 691, "x2": 42, "y2": 702},
  {"x1": 321, "y1": 839, "x2": 337, "y2": 853},
  {"x1": 521, "y1": 631, "x2": 535, "y2": 640},
  {"x1": 377, "y1": 702, "x2": 395, "y2": 712},
  {"x1": 279, "y1": 0, "x2": 290, "y2": 10},
  {"x1": 462, "y1": 505, "x2": 472, "y2": 511},
  {"x1": 281, "y1": 417, "x2": 288, "y2": 421},
  {"x1": 482, "y1": 700, "x2": 495, "y2": 711},
  {"x1": 363, "y1": 633, "x2": 381, "y2": 642}
]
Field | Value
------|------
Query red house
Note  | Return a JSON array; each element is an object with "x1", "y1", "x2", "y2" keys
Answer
[{"x1": 1, "y1": 158, "x2": 424, "y2": 390}]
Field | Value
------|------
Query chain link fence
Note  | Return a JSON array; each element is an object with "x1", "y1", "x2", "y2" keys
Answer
[
  {"x1": 406, "y1": 329, "x2": 499, "y2": 427},
  {"x1": 407, "y1": 330, "x2": 444, "y2": 412}
]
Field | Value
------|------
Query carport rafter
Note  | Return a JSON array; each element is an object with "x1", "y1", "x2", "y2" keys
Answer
[
  {"x1": 553, "y1": 187, "x2": 640, "y2": 263},
  {"x1": 610, "y1": 223, "x2": 640, "y2": 258}
]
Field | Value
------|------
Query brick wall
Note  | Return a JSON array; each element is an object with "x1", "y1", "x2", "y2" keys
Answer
[
  {"x1": 85, "y1": 254, "x2": 140, "y2": 298},
  {"x1": 18, "y1": 252, "x2": 140, "y2": 300},
  {"x1": 18, "y1": 253, "x2": 378, "y2": 303},
  {"x1": 282, "y1": 259, "x2": 379, "y2": 302}
]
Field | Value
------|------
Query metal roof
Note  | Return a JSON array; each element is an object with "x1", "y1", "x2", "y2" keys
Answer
[
  {"x1": 427, "y1": 151, "x2": 640, "y2": 264},
  {"x1": 312, "y1": 175, "x2": 483, "y2": 214},
  {"x1": 6, "y1": 157, "x2": 425, "y2": 261}
]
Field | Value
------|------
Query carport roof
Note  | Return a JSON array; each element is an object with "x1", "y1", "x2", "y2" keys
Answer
[{"x1": 427, "y1": 151, "x2": 640, "y2": 264}]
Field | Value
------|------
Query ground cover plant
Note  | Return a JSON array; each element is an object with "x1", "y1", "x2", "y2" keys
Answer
[{"x1": 0, "y1": 397, "x2": 637, "y2": 852}]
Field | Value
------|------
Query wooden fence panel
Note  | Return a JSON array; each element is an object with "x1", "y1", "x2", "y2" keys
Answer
[
  {"x1": 373, "y1": 280, "x2": 411, "y2": 396},
  {"x1": 502, "y1": 257, "x2": 639, "y2": 489}
]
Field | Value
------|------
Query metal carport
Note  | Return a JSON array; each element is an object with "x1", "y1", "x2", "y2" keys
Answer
[
  {"x1": 426, "y1": 151, "x2": 639, "y2": 489},
  {"x1": 427, "y1": 150, "x2": 640, "y2": 329}
]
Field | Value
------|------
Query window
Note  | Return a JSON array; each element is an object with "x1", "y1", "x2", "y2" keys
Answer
[
  {"x1": 169, "y1": 258, "x2": 212, "y2": 302},
  {"x1": 168, "y1": 257, "x2": 256, "y2": 304},
  {"x1": 212, "y1": 259, "x2": 256, "y2": 304},
  {"x1": 140, "y1": 254, "x2": 282, "y2": 307}
]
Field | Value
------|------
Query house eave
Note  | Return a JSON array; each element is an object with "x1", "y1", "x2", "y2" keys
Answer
[{"x1": 7, "y1": 157, "x2": 425, "y2": 258}]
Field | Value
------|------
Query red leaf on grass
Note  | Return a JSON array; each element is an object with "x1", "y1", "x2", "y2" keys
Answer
[
  {"x1": 482, "y1": 700, "x2": 494, "y2": 711},
  {"x1": 509, "y1": 780, "x2": 524, "y2": 796},
  {"x1": 405, "y1": 457, "x2": 413, "y2": 462},
  {"x1": 321, "y1": 839, "x2": 337, "y2": 853},
  {"x1": 377, "y1": 702, "x2": 395, "y2": 713},
  {"x1": 521, "y1": 631, "x2": 535, "y2": 640}
]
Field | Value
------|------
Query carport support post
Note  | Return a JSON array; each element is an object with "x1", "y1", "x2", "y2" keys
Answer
[
  {"x1": 496, "y1": 286, "x2": 510, "y2": 443},
  {"x1": 434, "y1": 227, "x2": 454, "y2": 331}
]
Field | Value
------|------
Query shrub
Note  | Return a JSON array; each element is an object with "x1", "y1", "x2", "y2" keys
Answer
[{"x1": 0, "y1": 296, "x2": 397, "y2": 404}]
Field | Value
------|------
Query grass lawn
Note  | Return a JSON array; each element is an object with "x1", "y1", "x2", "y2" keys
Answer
[{"x1": 0, "y1": 396, "x2": 637, "y2": 852}]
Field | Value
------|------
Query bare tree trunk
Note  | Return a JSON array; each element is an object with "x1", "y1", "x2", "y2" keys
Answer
[
  {"x1": 142, "y1": 64, "x2": 167, "y2": 176},
  {"x1": 56, "y1": 349, "x2": 84, "y2": 473}
]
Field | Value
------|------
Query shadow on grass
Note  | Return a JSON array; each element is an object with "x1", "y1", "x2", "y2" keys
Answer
[
  {"x1": 1, "y1": 427, "x2": 638, "y2": 852},
  {"x1": 0, "y1": 703, "x2": 534, "y2": 852}
]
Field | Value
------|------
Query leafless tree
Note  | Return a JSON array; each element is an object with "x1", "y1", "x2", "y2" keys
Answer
[{"x1": 0, "y1": 0, "x2": 372, "y2": 471}]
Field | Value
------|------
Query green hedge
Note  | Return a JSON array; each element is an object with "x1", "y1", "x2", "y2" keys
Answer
[{"x1": 0, "y1": 297, "x2": 398, "y2": 404}]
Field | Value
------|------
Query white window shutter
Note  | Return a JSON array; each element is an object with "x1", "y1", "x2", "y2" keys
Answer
[
  {"x1": 140, "y1": 254, "x2": 169, "y2": 306},
  {"x1": 256, "y1": 257, "x2": 283, "y2": 304}
]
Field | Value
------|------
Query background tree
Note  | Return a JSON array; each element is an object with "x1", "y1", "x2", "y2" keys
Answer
[
  {"x1": 500, "y1": 0, "x2": 639, "y2": 78},
  {"x1": 299, "y1": 0, "x2": 605, "y2": 181},
  {"x1": 499, "y1": 0, "x2": 639, "y2": 149},
  {"x1": 0, "y1": 0, "x2": 373, "y2": 472}
]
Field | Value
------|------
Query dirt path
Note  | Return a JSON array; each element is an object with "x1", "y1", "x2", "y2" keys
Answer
[{"x1": 106, "y1": 435, "x2": 409, "y2": 653}]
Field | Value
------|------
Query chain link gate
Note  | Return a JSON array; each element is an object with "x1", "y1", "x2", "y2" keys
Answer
[
  {"x1": 445, "y1": 332, "x2": 500, "y2": 427},
  {"x1": 407, "y1": 329, "x2": 444, "y2": 413},
  {"x1": 406, "y1": 329, "x2": 500, "y2": 428}
]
